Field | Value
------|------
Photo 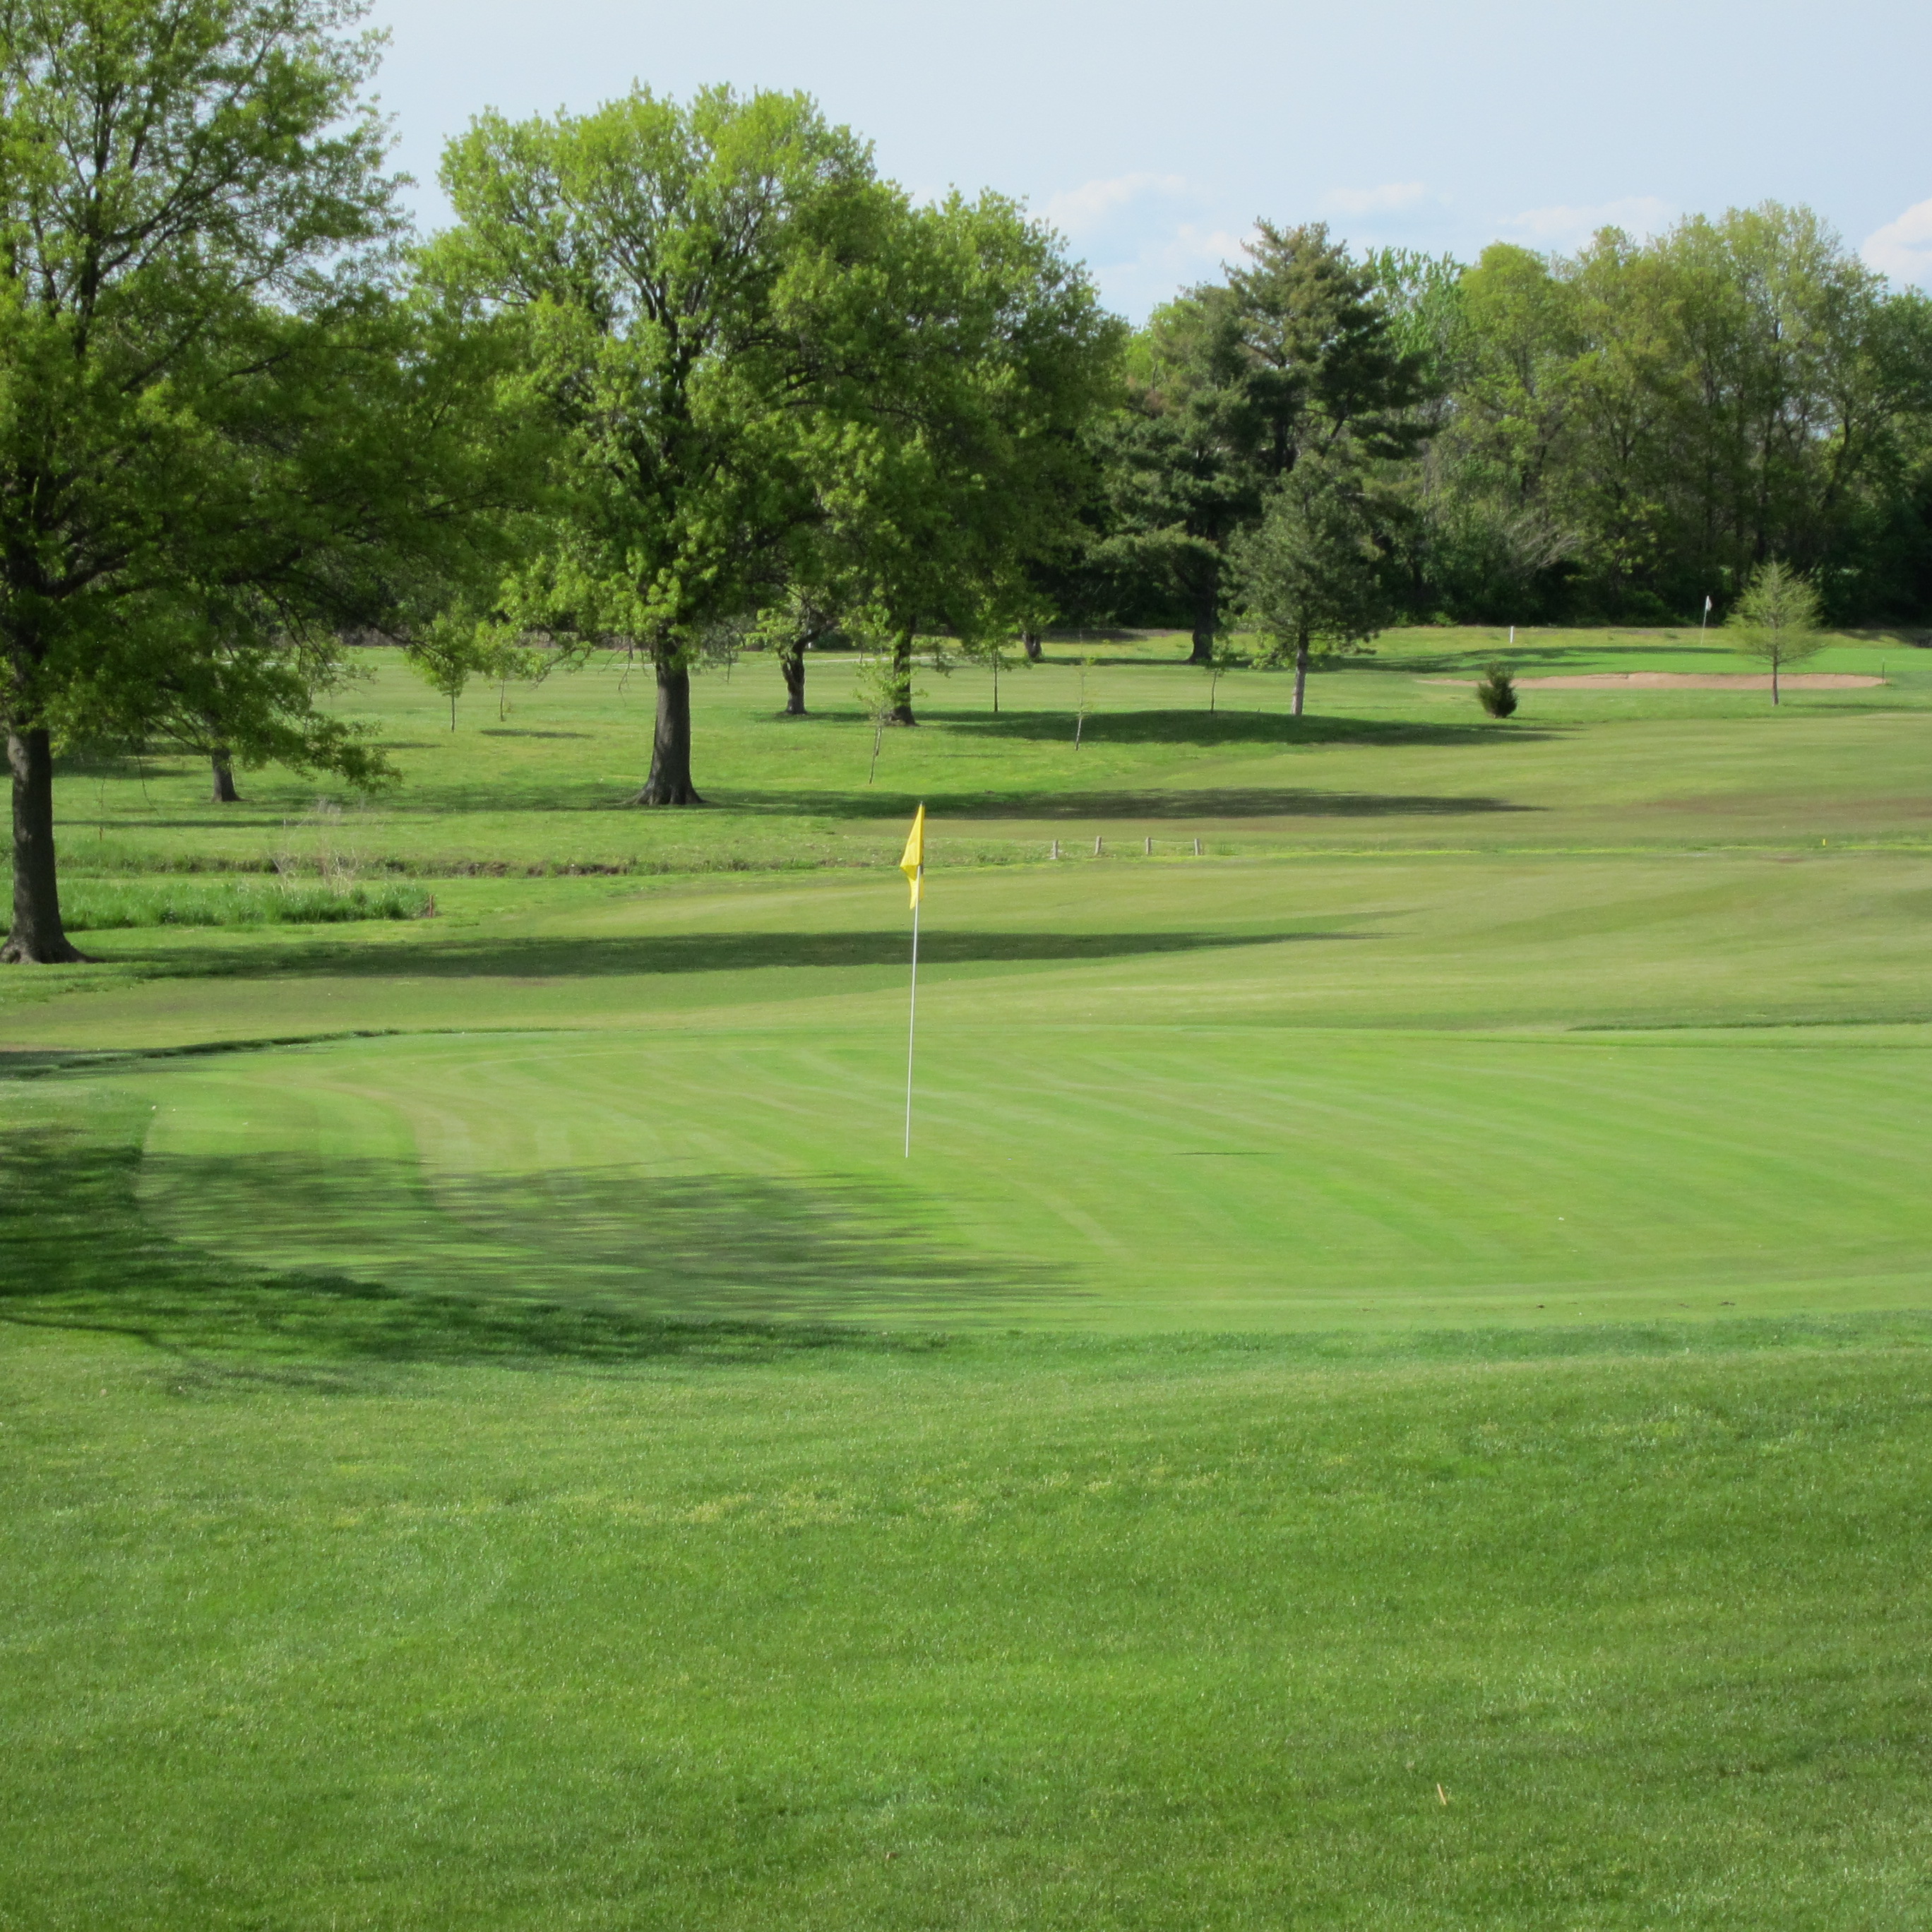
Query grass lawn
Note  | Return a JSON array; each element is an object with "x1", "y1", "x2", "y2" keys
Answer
[{"x1": 4, "y1": 625, "x2": 1931, "y2": 1926}]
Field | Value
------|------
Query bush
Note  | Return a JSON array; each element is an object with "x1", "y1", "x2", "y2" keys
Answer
[{"x1": 1475, "y1": 663, "x2": 1518, "y2": 718}]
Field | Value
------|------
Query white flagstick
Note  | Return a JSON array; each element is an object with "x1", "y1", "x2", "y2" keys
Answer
[
  {"x1": 904, "y1": 871, "x2": 922, "y2": 1157},
  {"x1": 1700, "y1": 594, "x2": 1712, "y2": 642}
]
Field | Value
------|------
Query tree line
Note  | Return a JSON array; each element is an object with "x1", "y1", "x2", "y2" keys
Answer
[
  {"x1": 5, "y1": 0, "x2": 1928, "y2": 963},
  {"x1": 1061, "y1": 210, "x2": 1932, "y2": 662}
]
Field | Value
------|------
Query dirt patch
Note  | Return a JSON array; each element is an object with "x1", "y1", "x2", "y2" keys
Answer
[{"x1": 1425, "y1": 672, "x2": 1886, "y2": 691}]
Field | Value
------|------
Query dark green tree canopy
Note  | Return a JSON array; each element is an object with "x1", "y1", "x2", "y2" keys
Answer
[
  {"x1": 1092, "y1": 222, "x2": 1429, "y2": 659},
  {"x1": 1228, "y1": 445, "x2": 1393, "y2": 715},
  {"x1": 1387, "y1": 206, "x2": 1932, "y2": 623}
]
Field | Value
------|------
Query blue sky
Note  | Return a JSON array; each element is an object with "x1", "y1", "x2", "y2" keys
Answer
[{"x1": 365, "y1": 0, "x2": 1931, "y2": 317}]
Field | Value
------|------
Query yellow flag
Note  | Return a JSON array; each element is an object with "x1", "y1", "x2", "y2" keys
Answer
[{"x1": 899, "y1": 804, "x2": 925, "y2": 908}]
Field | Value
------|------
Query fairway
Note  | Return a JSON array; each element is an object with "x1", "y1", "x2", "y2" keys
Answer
[{"x1": 6, "y1": 628, "x2": 1932, "y2": 1926}]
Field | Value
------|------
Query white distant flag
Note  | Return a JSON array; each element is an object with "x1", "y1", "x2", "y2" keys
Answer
[
  {"x1": 1508, "y1": 625, "x2": 1515, "y2": 646},
  {"x1": 1705, "y1": 596, "x2": 1713, "y2": 613}
]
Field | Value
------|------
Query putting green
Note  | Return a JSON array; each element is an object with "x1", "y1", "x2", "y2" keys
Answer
[{"x1": 90, "y1": 1008, "x2": 1920, "y2": 1332}]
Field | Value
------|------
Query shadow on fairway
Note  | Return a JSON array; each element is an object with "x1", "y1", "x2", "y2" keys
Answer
[
  {"x1": 900, "y1": 787, "x2": 1532, "y2": 823},
  {"x1": 1365, "y1": 642, "x2": 1734, "y2": 676},
  {"x1": 924, "y1": 710, "x2": 1561, "y2": 749},
  {"x1": 722, "y1": 783, "x2": 1537, "y2": 823},
  {"x1": 0, "y1": 1124, "x2": 1065, "y2": 1373},
  {"x1": 398, "y1": 926, "x2": 1355, "y2": 979},
  {"x1": 726, "y1": 780, "x2": 1537, "y2": 819},
  {"x1": 97, "y1": 924, "x2": 1363, "y2": 984}
]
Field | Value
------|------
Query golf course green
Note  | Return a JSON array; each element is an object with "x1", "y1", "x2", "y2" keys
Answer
[{"x1": 5, "y1": 626, "x2": 1931, "y2": 1927}]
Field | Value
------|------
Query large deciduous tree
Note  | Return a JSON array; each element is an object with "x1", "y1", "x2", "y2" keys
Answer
[
  {"x1": 432, "y1": 87, "x2": 898, "y2": 804},
  {"x1": 813, "y1": 191, "x2": 1123, "y2": 725},
  {"x1": 1416, "y1": 207, "x2": 1932, "y2": 623},
  {"x1": 0, "y1": 0, "x2": 495, "y2": 964},
  {"x1": 435, "y1": 98, "x2": 1120, "y2": 768}
]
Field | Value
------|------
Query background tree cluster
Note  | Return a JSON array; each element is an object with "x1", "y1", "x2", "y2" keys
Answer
[{"x1": 1068, "y1": 207, "x2": 1932, "y2": 640}]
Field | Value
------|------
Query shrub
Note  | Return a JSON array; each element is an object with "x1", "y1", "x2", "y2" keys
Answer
[{"x1": 1475, "y1": 663, "x2": 1518, "y2": 718}]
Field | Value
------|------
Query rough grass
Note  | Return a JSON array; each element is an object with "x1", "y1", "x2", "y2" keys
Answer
[{"x1": 61, "y1": 876, "x2": 435, "y2": 930}]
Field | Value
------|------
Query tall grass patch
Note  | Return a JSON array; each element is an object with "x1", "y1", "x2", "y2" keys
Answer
[{"x1": 62, "y1": 877, "x2": 434, "y2": 931}]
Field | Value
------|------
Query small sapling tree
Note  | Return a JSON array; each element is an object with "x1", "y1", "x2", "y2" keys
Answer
[
  {"x1": 962, "y1": 630, "x2": 1024, "y2": 715},
  {"x1": 855, "y1": 651, "x2": 906, "y2": 783},
  {"x1": 409, "y1": 616, "x2": 541, "y2": 732},
  {"x1": 1727, "y1": 559, "x2": 1825, "y2": 704},
  {"x1": 1200, "y1": 637, "x2": 1241, "y2": 713},
  {"x1": 1074, "y1": 655, "x2": 1096, "y2": 748},
  {"x1": 1228, "y1": 451, "x2": 1390, "y2": 717},
  {"x1": 1475, "y1": 662, "x2": 1518, "y2": 717}
]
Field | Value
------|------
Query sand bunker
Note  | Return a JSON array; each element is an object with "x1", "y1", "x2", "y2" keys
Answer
[{"x1": 1428, "y1": 672, "x2": 1885, "y2": 691}]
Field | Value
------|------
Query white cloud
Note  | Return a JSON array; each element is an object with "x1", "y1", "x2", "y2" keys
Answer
[
  {"x1": 1043, "y1": 171, "x2": 1188, "y2": 237},
  {"x1": 1325, "y1": 181, "x2": 1429, "y2": 217},
  {"x1": 1035, "y1": 173, "x2": 1258, "y2": 318},
  {"x1": 1863, "y1": 197, "x2": 1932, "y2": 287},
  {"x1": 1499, "y1": 196, "x2": 1674, "y2": 251},
  {"x1": 1150, "y1": 221, "x2": 1253, "y2": 271}
]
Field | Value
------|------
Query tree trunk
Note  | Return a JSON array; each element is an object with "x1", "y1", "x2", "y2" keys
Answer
[
  {"x1": 210, "y1": 746, "x2": 239, "y2": 803},
  {"x1": 633, "y1": 649, "x2": 703, "y2": 805},
  {"x1": 1020, "y1": 630, "x2": 1043, "y2": 663},
  {"x1": 4, "y1": 723, "x2": 85, "y2": 963},
  {"x1": 1771, "y1": 659, "x2": 1780, "y2": 705},
  {"x1": 1188, "y1": 580, "x2": 1217, "y2": 665},
  {"x1": 888, "y1": 627, "x2": 917, "y2": 726},
  {"x1": 1292, "y1": 633, "x2": 1310, "y2": 717},
  {"x1": 779, "y1": 643, "x2": 807, "y2": 716}
]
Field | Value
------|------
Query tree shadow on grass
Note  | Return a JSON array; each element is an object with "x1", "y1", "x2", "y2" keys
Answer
[
  {"x1": 926, "y1": 710, "x2": 1562, "y2": 749},
  {"x1": 98, "y1": 924, "x2": 1364, "y2": 984},
  {"x1": 720, "y1": 784, "x2": 1538, "y2": 823},
  {"x1": 0, "y1": 1126, "x2": 1063, "y2": 1374},
  {"x1": 882, "y1": 788, "x2": 1533, "y2": 823},
  {"x1": 1381, "y1": 640, "x2": 1746, "y2": 676}
]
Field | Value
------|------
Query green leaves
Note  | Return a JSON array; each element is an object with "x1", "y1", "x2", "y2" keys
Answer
[
  {"x1": 433, "y1": 87, "x2": 890, "y2": 659},
  {"x1": 1229, "y1": 448, "x2": 1392, "y2": 666},
  {"x1": 1096, "y1": 225, "x2": 1424, "y2": 651},
  {"x1": 1727, "y1": 559, "x2": 1826, "y2": 700},
  {"x1": 1418, "y1": 205, "x2": 1932, "y2": 623}
]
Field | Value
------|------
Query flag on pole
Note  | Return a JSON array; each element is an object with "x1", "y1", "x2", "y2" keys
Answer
[
  {"x1": 900, "y1": 805, "x2": 926, "y2": 1156},
  {"x1": 900, "y1": 803, "x2": 926, "y2": 907}
]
